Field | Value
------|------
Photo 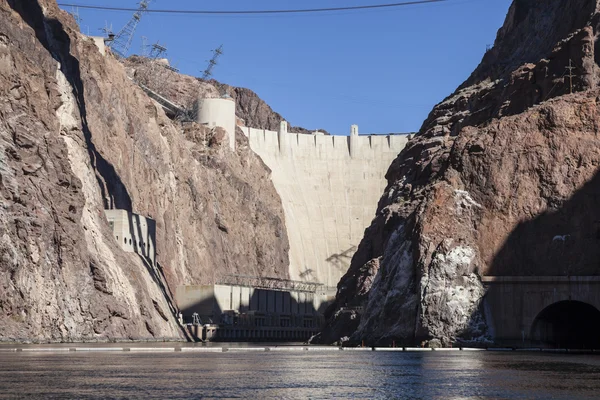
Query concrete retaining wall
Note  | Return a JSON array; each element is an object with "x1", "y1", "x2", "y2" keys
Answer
[{"x1": 104, "y1": 210, "x2": 156, "y2": 266}]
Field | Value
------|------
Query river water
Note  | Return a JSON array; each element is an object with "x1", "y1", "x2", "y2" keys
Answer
[{"x1": 1, "y1": 349, "x2": 599, "y2": 399}]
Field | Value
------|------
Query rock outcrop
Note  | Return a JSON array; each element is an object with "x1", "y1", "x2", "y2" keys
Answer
[
  {"x1": 124, "y1": 57, "x2": 327, "y2": 134},
  {"x1": 317, "y1": 0, "x2": 600, "y2": 346},
  {"x1": 0, "y1": 0, "x2": 289, "y2": 342}
]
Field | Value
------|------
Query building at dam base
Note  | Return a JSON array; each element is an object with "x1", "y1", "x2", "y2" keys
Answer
[
  {"x1": 176, "y1": 277, "x2": 335, "y2": 342},
  {"x1": 240, "y1": 123, "x2": 409, "y2": 287}
]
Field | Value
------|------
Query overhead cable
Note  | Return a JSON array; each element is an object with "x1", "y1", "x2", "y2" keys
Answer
[{"x1": 57, "y1": 0, "x2": 449, "y2": 15}]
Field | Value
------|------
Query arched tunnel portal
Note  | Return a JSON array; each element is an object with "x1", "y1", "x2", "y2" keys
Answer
[{"x1": 530, "y1": 300, "x2": 600, "y2": 349}]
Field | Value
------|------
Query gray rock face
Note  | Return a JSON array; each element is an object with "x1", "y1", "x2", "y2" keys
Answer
[
  {"x1": 0, "y1": 0, "x2": 289, "y2": 342},
  {"x1": 317, "y1": 0, "x2": 600, "y2": 346}
]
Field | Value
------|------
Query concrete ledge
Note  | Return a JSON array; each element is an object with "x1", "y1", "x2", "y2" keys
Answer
[
  {"x1": 129, "y1": 347, "x2": 176, "y2": 352},
  {"x1": 75, "y1": 347, "x2": 124, "y2": 352},
  {"x1": 225, "y1": 347, "x2": 267, "y2": 352},
  {"x1": 21, "y1": 348, "x2": 71, "y2": 352},
  {"x1": 268, "y1": 347, "x2": 308, "y2": 351},
  {"x1": 180, "y1": 347, "x2": 223, "y2": 353},
  {"x1": 305, "y1": 347, "x2": 341, "y2": 351},
  {"x1": 6, "y1": 346, "x2": 588, "y2": 353},
  {"x1": 372, "y1": 347, "x2": 403, "y2": 351},
  {"x1": 482, "y1": 276, "x2": 600, "y2": 284}
]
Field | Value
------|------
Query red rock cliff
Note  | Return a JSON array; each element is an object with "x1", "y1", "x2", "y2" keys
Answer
[
  {"x1": 317, "y1": 0, "x2": 600, "y2": 346},
  {"x1": 0, "y1": 0, "x2": 289, "y2": 342}
]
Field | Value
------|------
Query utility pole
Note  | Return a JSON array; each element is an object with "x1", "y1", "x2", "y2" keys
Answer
[{"x1": 566, "y1": 59, "x2": 576, "y2": 94}]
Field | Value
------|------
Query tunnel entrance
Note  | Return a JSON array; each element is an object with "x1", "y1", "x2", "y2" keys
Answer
[{"x1": 530, "y1": 301, "x2": 600, "y2": 349}]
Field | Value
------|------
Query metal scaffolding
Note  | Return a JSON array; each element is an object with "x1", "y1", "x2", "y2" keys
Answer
[{"x1": 218, "y1": 275, "x2": 323, "y2": 293}]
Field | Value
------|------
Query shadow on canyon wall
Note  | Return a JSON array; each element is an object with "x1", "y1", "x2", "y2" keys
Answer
[
  {"x1": 9, "y1": 0, "x2": 192, "y2": 340},
  {"x1": 460, "y1": 166, "x2": 600, "y2": 347},
  {"x1": 487, "y1": 166, "x2": 600, "y2": 277},
  {"x1": 9, "y1": 0, "x2": 132, "y2": 211},
  {"x1": 126, "y1": 212, "x2": 191, "y2": 340}
]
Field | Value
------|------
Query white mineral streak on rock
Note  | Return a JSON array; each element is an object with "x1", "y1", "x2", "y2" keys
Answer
[
  {"x1": 420, "y1": 245, "x2": 487, "y2": 344},
  {"x1": 58, "y1": 63, "x2": 179, "y2": 338},
  {"x1": 55, "y1": 64, "x2": 79, "y2": 132},
  {"x1": 454, "y1": 190, "x2": 482, "y2": 215}
]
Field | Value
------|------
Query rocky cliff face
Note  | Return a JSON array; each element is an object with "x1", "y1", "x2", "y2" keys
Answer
[
  {"x1": 0, "y1": 0, "x2": 289, "y2": 342},
  {"x1": 124, "y1": 57, "x2": 326, "y2": 134},
  {"x1": 317, "y1": 0, "x2": 600, "y2": 346}
]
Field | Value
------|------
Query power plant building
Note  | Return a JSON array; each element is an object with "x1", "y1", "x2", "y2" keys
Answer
[{"x1": 176, "y1": 277, "x2": 336, "y2": 341}]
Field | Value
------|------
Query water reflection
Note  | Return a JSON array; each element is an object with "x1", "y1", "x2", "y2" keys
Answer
[{"x1": 0, "y1": 351, "x2": 599, "y2": 399}]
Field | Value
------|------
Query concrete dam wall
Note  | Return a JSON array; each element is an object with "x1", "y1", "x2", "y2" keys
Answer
[{"x1": 241, "y1": 123, "x2": 409, "y2": 287}]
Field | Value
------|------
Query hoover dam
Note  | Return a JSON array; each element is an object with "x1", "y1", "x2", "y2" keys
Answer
[{"x1": 241, "y1": 123, "x2": 409, "y2": 286}]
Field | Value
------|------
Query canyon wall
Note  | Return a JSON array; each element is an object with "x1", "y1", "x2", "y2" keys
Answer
[
  {"x1": 317, "y1": 0, "x2": 600, "y2": 346},
  {"x1": 0, "y1": 0, "x2": 289, "y2": 342}
]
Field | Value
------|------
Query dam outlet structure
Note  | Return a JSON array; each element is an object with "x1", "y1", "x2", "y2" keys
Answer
[{"x1": 176, "y1": 277, "x2": 336, "y2": 342}]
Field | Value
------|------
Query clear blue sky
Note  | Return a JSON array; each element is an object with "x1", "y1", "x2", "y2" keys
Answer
[{"x1": 63, "y1": 0, "x2": 513, "y2": 134}]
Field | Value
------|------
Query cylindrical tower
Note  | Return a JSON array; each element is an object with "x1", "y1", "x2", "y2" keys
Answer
[{"x1": 197, "y1": 97, "x2": 236, "y2": 151}]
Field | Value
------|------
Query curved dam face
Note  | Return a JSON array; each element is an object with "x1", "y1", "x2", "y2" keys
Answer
[{"x1": 241, "y1": 124, "x2": 409, "y2": 287}]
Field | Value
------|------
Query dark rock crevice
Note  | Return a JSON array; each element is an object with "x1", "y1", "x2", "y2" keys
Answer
[{"x1": 9, "y1": 0, "x2": 132, "y2": 211}]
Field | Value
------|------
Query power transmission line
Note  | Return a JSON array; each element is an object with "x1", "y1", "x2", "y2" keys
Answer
[{"x1": 57, "y1": 0, "x2": 449, "y2": 15}]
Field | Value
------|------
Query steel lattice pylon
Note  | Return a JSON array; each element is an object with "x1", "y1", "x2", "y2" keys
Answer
[{"x1": 109, "y1": 0, "x2": 150, "y2": 58}]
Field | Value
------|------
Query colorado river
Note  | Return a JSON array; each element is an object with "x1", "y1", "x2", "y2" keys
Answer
[{"x1": 1, "y1": 349, "x2": 599, "y2": 399}]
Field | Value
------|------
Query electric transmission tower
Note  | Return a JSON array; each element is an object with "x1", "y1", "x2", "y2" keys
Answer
[
  {"x1": 141, "y1": 36, "x2": 149, "y2": 57},
  {"x1": 202, "y1": 45, "x2": 224, "y2": 80},
  {"x1": 68, "y1": 7, "x2": 82, "y2": 25},
  {"x1": 565, "y1": 59, "x2": 576, "y2": 94},
  {"x1": 109, "y1": 0, "x2": 151, "y2": 58},
  {"x1": 150, "y1": 42, "x2": 168, "y2": 59}
]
